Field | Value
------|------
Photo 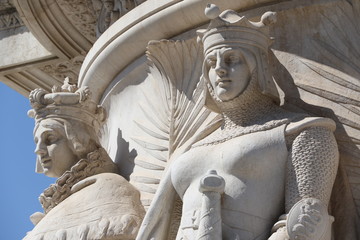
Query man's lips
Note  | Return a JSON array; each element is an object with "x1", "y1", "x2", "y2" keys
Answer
[{"x1": 216, "y1": 79, "x2": 231, "y2": 86}]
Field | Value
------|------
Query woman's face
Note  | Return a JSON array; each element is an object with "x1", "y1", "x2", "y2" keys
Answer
[
  {"x1": 34, "y1": 119, "x2": 78, "y2": 178},
  {"x1": 206, "y1": 47, "x2": 251, "y2": 101}
]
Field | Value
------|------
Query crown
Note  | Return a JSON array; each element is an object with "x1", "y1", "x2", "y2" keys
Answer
[
  {"x1": 28, "y1": 78, "x2": 106, "y2": 131},
  {"x1": 197, "y1": 4, "x2": 277, "y2": 55}
]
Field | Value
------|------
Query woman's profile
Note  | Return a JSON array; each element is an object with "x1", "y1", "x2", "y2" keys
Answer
[{"x1": 25, "y1": 81, "x2": 145, "y2": 240}]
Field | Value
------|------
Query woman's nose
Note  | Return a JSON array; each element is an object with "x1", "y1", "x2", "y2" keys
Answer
[{"x1": 34, "y1": 142, "x2": 47, "y2": 156}]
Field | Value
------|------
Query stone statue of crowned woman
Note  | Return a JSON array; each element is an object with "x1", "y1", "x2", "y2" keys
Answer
[{"x1": 25, "y1": 79, "x2": 145, "y2": 240}]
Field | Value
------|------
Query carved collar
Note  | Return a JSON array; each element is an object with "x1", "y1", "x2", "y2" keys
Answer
[
  {"x1": 195, "y1": 79, "x2": 295, "y2": 147},
  {"x1": 39, "y1": 148, "x2": 117, "y2": 214}
]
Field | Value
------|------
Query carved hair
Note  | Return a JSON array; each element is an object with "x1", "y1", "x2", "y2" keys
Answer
[
  {"x1": 29, "y1": 81, "x2": 107, "y2": 173},
  {"x1": 62, "y1": 119, "x2": 99, "y2": 157},
  {"x1": 33, "y1": 118, "x2": 100, "y2": 174}
]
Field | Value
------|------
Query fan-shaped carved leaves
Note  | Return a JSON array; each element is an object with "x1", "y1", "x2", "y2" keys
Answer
[{"x1": 129, "y1": 39, "x2": 219, "y2": 207}]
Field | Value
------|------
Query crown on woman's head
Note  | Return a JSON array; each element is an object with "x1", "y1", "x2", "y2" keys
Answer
[
  {"x1": 28, "y1": 78, "x2": 106, "y2": 131},
  {"x1": 197, "y1": 4, "x2": 277, "y2": 55}
]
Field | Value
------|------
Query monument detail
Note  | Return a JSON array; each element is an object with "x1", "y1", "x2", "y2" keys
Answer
[
  {"x1": 3, "y1": 1, "x2": 358, "y2": 239},
  {"x1": 136, "y1": 6, "x2": 339, "y2": 240},
  {"x1": 25, "y1": 80, "x2": 145, "y2": 239}
]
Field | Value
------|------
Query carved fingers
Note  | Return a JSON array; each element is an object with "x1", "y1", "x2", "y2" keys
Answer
[
  {"x1": 268, "y1": 226, "x2": 290, "y2": 240},
  {"x1": 287, "y1": 198, "x2": 334, "y2": 240}
]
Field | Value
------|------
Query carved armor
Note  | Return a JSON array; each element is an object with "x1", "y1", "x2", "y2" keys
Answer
[{"x1": 136, "y1": 6, "x2": 339, "y2": 240}]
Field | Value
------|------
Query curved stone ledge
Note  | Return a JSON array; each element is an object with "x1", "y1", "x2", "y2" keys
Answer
[
  {"x1": 78, "y1": 0, "x2": 283, "y2": 103},
  {"x1": 13, "y1": 0, "x2": 95, "y2": 59}
]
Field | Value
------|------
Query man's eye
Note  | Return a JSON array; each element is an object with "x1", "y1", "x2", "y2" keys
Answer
[
  {"x1": 206, "y1": 58, "x2": 216, "y2": 67},
  {"x1": 226, "y1": 56, "x2": 240, "y2": 63}
]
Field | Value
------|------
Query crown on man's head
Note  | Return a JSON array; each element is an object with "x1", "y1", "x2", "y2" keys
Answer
[
  {"x1": 197, "y1": 4, "x2": 277, "y2": 55},
  {"x1": 28, "y1": 78, "x2": 106, "y2": 131}
]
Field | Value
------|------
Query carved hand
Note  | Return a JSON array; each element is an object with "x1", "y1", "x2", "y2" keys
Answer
[
  {"x1": 268, "y1": 226, "x2": 290, "y2": 240},
  {"x1": 287, "y1": 198, "x2": 333, "y2": 240}
]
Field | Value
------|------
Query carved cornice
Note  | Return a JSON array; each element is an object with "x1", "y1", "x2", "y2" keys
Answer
[
  {"x1": 0, "y1": 1, "x2": 23, "y2": 31},
  {"x1": 0, "y1": 8, "x2": 23, "y2": 30},
  {"x1": 39, "y1": 56, "x2": 85, "y2": 85},
  {"x1": 0, "y1": 0, "x2": 13, "y2": 10},
  {"x1": 12, "y1": 0, "x2": 147, "y2": 60},
  {"x1": 13, "y1": 0, "x2": 94, "y2": 59},
  {"x1": 1, "y1": 0, "x2": 147, "y2": 96},
  {"x1": 94, "y1": 0, "x2": 146, "y2": 37},
  {"x1": 56, "y1": 0, "x2": 97, "y2": 42}
]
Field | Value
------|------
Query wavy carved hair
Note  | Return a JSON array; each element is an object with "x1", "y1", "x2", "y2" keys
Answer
[{"x1": 34, "y1": 118, "x2": 100, "y2": 173}]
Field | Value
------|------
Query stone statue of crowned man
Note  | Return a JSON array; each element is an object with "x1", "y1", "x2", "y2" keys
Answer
[
  {"x1": 25, "y1": 80, "x2": 145, "y2": 240},
  {"x1": 136, "y1": 5, "x2": 339, "y2": 240}
]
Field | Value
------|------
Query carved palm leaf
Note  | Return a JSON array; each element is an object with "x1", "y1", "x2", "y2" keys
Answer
[
  {"x1": 129, "y1": 39, "x2": 219, "y2": 208},
  {"x1": 274, "y1": 1, "x2": 360, "y2": 237}
]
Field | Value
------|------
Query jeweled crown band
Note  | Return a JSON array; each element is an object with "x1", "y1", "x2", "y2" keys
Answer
[
  {"x1": 202, "y1": 27, "x2": 270, "y2": 55},
  {"x1": 197, "y1": 6, "x2": 276, "y2": 55},
  {"x1": 28, "y1": 79, "x2": 106, "y2": 131},
  {"x1": 31, "y1": 106, "x2": 103, "y2": 131}
]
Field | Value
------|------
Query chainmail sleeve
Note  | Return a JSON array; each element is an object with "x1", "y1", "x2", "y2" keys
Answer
[{"x1": 285, "y1": 126, "x2": 339, "y2": 212}]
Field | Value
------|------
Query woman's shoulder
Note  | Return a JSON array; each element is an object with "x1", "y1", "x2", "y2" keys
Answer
[{"x1": 24, "y1": 172, "x2": 145, "y2": 240}]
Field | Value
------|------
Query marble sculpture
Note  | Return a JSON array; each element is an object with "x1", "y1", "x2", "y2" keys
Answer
[
  {"x1": 25, "y1": 79, "x2": 145, "y2": 239},
  {"x1": 24, "y1": 3, "x2": 360, "y2": 240},
  {"x1": 136, "y1": 5, "x2": 339, "y2": 240}
]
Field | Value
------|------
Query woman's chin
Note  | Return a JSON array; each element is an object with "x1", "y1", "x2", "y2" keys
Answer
[{"x1": 43, "y1": 169, "x2": 60, "y2": 178}]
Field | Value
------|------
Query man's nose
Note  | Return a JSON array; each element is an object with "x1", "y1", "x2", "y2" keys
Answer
[
  {"x1": 215, "y1": 58, "x2": 227, "y2": 76},
  {"x1": 34, "y1": 142, "x2": 47, "y2": 156}
]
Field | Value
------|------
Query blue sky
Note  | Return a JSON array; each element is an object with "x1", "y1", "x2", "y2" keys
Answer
[{"x1": 0, "y1": 82, "x2": 54, "y2": 239}]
